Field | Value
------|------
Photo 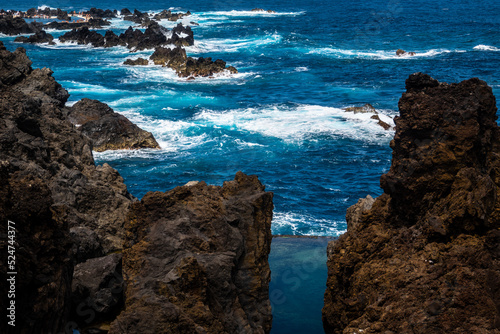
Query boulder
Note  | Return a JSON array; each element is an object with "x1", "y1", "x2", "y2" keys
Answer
[
  {"x1": 323, "y1": 73, "x2": 500, "y2": 333},
  {"x1": 396, "y1": 48, "x2": 416, "y2": 56},
  {"x1": 66, "y1": 98, "x2": 160, "y2": 151},
  {"x1": 109, "y1": 172, "x2": 273, "y2": 334}
]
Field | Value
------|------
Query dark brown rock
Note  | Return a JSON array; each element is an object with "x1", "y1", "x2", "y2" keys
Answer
[
  {"x1": 71, "y1": 253, "x2": 124, "y2": 330},
  {"x1": 323, "y1": 73, "x2": 500, "y2": 333},
  {"x1": 151, "y1": 46, "x2": 238, "y2": 78},
  {"x1": 0, "y1": 16, "x2": 41, "y2": 35},
  {"x1": 123, "y1": 57, "x2": 149, "y2": 66},
  {"x1": 66, "y1": 98, "x2": 160, "y2": 151},
  {"x1": 0, "y1": 42, "x2": 135, "y2": 333},
  {"x1": 343, "y1": 103, "x2": 376, "y2": 114},
  {"x1": 109, "y1": 172, "x2": 274, "y2": 334}
]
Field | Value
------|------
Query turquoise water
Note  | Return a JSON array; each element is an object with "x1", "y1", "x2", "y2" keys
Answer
[{"x1": 1, "y1": 0, "x2": 499, "y2": 332}]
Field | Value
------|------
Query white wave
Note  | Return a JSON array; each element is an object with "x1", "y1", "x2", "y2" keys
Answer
[
  {"x1": 38, "y1": 5, "x2": 57, "y2": 10},
  {"x1": 60, "y1": 81, "x2": 127, "y2": 95},
  {"x1": 308, "y1": 48, "x2": 463, "y2": 60},
  {"x1": 201, "y1": 10, "x2": 305, "y2": 17},
  {"x1": 473, "y1": 44, "x2": 500, "y2": 51},
  {"x1": 187, "y1": 34, "x2": 282, "y2": 53},
  {"x1": 295, "y1": 66, "x2": 309, "y2": 72},
  {"x1": 40, "y1": 39, "x2": 95, "y2": 50},
  {"x1": 272, "y1": 211, "x2": 346, "y2": 236},
  {"x1": 193, "y1": 104, "x2": 395, "y2": 143}
]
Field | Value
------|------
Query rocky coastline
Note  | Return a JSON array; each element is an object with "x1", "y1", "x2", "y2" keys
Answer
[
  {"x1": 2, "y1": 6, "x2": 237, "y2": 79},
  {"x1": 0, "y1": 43, "x2": 270, "y2": 333},
  {"x1": 323, "y1": 73, "x2": 500, "y2": 333}
]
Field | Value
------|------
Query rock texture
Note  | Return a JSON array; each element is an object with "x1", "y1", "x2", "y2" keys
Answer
[
  {"x1": 109, "y1": 172, "x2": 274, "y2": 334},
  {"x1": 65, "y1": 98, "x2": 160, "y2": 151},
  {"x1": 0, "y1": 42, "x2": 136, "y2": 333},
  {"x1": 151, "y1": 46, "x2": 238, "y2": 78},
  {"x1": 14, "y1": 30, "x2": 55, "y2": 45},
  {"x1": 0, "y1": 16, "x2": 42, "y2": 35},
  {"x1": 60, "y1": 22, "x2": 194, "y2": 50},
  {"x1": 323, "y1": 73, "x2": 500, "y2": 333}
]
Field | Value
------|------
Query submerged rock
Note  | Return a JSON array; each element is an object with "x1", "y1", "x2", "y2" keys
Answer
[
  {"x1": 109, "y1": 172, "x2": 274, "y2": 334},
  {"x1": 323, "y1": 73, "x2": 500, "y2": 333},
  {"x1": 343, "y1": 103, "x2": 393, "y2": 130},
  {"x1": 396, "y1": 48, "x2": 416, "y2": 56},
  {"x1": 66, "y1": 98, "x2": 160, "y2": 151},
  {"x1": 251, "y1": 8, "x2": 277, "y2": 13}
]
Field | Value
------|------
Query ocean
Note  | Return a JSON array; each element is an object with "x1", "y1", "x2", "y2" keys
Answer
[{"x1": 1, "y1": 0, "x2": 499, "y2": 332}]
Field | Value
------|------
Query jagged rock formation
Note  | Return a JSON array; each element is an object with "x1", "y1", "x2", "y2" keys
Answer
[
  {"x1": 122, "y1": 8, "x2": 190, "y2": 25},
  {"x1": 45, "y1": 18, "x2": 110, "y2": 30},
  {"x1": 60, "y1": 22, "x2": 194, "y2": 50},
  {"x1": 123, "y1": 57, "x2": 149, "y2": 66},
  {"x1": 251, "y1": 8, "x2": 277, "y2": 13},
  {"x1": 343, "y1": 103, "x2": 393, "y2": 130},
  {"x1": 323, "y1": 73, "x2": 500, "y2": 333},
  {"x1": 0, "y1": 42, "x2": 136, "y2": 333},
  {"x1": 0, "y1": 16, "x2": 42, "y2": 35},
  {"x1": 396, "y1": 48, "x2": 416, "y2": 56},
  {"x1": 109, "y1": 172, "x2": 274, "y2": 334},
  {"x1": 150, "y1": 46, "x2": 238, "y2": 78},
  {"x1": 14, "y1": 30, "x2": 55, "y2": 45},
  {"x1": 65, "y1": 98, "x2": 160, "y2": 152}
]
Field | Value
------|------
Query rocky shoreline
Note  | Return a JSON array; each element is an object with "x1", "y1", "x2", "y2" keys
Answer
[
  {"x1": 1, "y1": 7, "x2": 238, "y2": 79},
  {"x1": 323, "y1": 73, "x2": 500, "y2": 333},
  {"x1": 0, "y1": 42, "x2": 270, "y2": 334}
]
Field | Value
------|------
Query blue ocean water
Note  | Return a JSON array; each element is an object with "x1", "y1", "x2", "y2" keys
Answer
[{"x1": 1, "y1": 0, "x2": 499, "y2": 332}]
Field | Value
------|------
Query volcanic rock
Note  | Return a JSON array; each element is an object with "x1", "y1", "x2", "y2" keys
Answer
[
  {"x1": 59, "y1": 27, "x2": 105, "y2": 47},
  {"x1": 45, "y1": 18, "x2": 110, "y2": 30},
  {"x1": 14, "y1": 30, "x2": 55, "y2": 45},
  {"x1": 66, "y1": 98, "x2": 160, "y2": 151},
  {"x1": 323, "y1": 73, "x2": 500, "y2": 333},
  {"x1": 108, "y1": 172, "x2": 274, "y2": 334},
  {"x1": 123, "y1": 57, "x2": 149, "y2": 66},
  {"x1": 171, "y1": 23, "x2": 194, "y2": 46},
  {"x1": 343, "y1": 103, "x2": 393, "y2": 130},
  {"x1": 71, "y1": 253, "x2": 124, "y2": 329},
  {"x1": 251, "y1": 8, "x2": 277, "y2": 13},
  {"x1": 396, "y1": 48, "x2": 416, "y2": 56},
  {"x1": 0, "y1": 42, "x2": 135, "y2": 333},
  {"x1": 151, "y1": 46, "x2": 238, "y2": 78},
  {"x1": 0, "y1": 16, "x2": 42, "y2": 35}
]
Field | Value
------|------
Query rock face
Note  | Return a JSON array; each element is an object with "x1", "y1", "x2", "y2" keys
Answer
[
  {"x1": 0, "y1": 42, "x2": 136, "y2": 333},
  {"x1": 323, "y1": 73, "x2": 500, "y2": 333},
  {"x1": 65, "y1": 98, "x2": 160, "y2": 151},
  {"x1": 109, "y1": 172, "x2": 274, "y2": 334},
  {"x1": 151, "y1": 46, "x2": 238, "y2": 78}
]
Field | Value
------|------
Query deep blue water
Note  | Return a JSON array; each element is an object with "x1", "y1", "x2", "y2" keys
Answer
[{"x1": 1, "y1": 0, "x2": 499, "y2": 332}]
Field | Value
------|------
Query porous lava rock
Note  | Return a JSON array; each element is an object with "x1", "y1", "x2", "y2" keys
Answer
[
  {"x1": 109, "y1": 172, "x2": 274, "y2": 334},
  {"x1": 14, "y1": 30, "x2": 55, "y2": 45},
  {"x1": 323, "y1": 73, "x2": 500, "y2": 333},
  {"x1": 65, "y1": 98, "x2": 160, "y2": 151},
  {"x1": 0, "y1": 41, "x2": 135, "y2": 333}
]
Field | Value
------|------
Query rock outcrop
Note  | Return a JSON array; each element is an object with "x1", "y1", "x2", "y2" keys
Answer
[
  {"x1": 65, "y1": 98, "x2": 160, "y2": 151},
  {"x1": 151, "y1": 46, "x2": 238, "y2": 78},
  {"x1": 343, "y1": 103, "x2": 393, "y2": 130},
  {"x1": 44, "y1": 18, "x2": 111, "y2": 31},
  {"x1": 60, "y1": 22, "x2": 194, "y2": 50},
  {"x1": 396, "y1": 48, "x2": 416, "y2": 56},
  {"x1": 109, "y1": 172, "x2": 274, "y2": 334},
  {"x1": 323, "y1": 73, "x2": 500, "y2": 333},
  {"x1": 123, "y1": 57, "x2": 149, "y2": 66},
  {"x1": 0, "y1": 16, "x2": 42, "y2": 35},
  {"x1": 0, "y1": 41, "x2": 136, "y2": 333},
  {"x1": 14, "y1": 30, "x2": 55, "y2": 45}
]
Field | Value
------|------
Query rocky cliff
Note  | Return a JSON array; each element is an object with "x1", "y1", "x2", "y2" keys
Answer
[
  {"x1": 323, "y1": 73, "x2": 500, "y2": 333},
  {"x1": 109, "y1": 172, "x2": 273, "y2": 334},
  {"x1": 0, "y1": 42, "x2": 273, "y2": 333}
]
